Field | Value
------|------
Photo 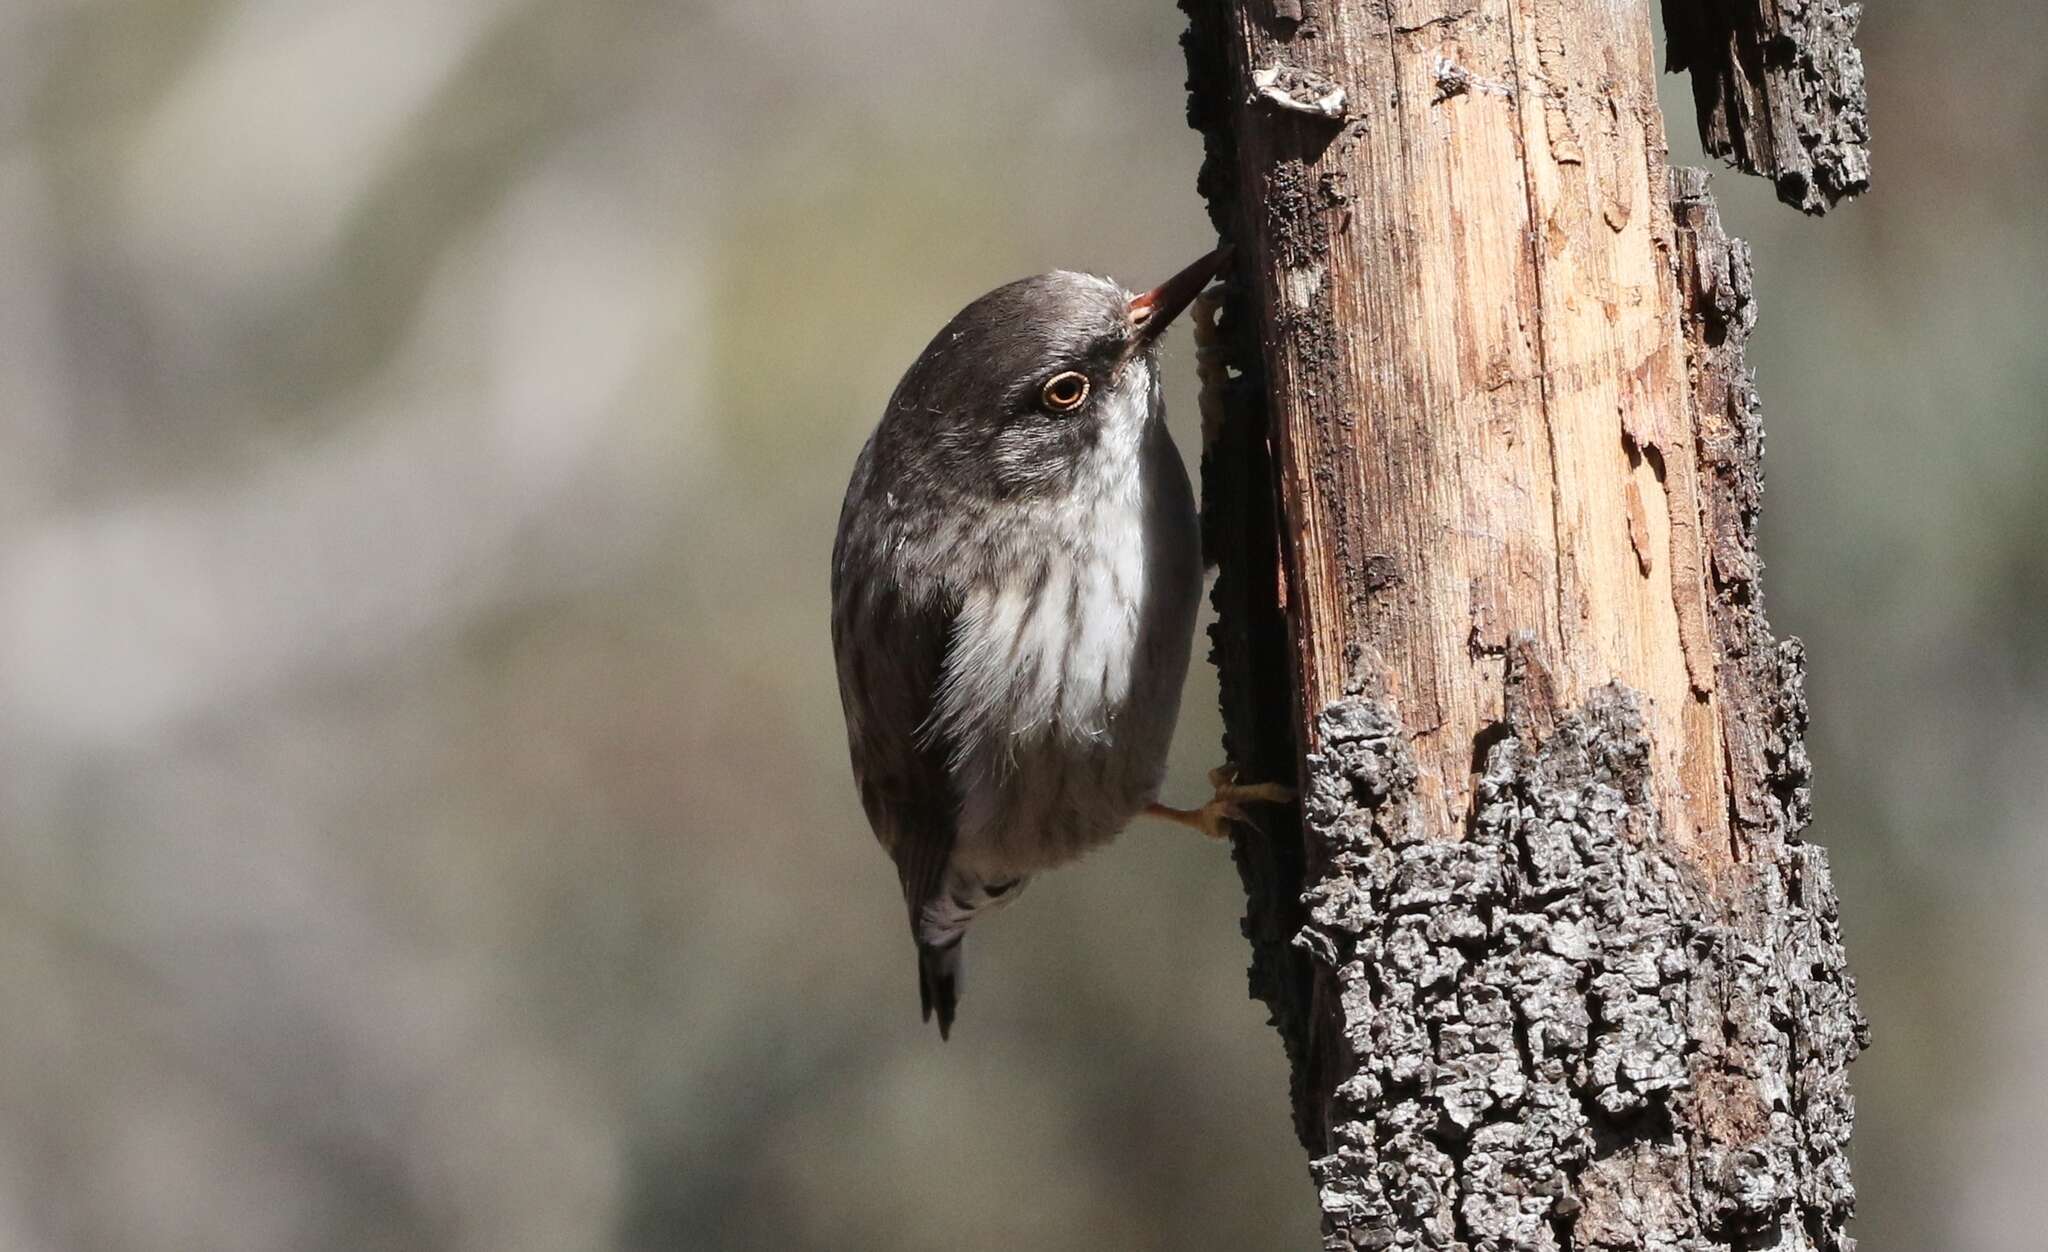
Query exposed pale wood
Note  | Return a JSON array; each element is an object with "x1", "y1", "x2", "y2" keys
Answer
[{"x1": 1215, "y1": 0, "x2": 1730, "y2": 863}]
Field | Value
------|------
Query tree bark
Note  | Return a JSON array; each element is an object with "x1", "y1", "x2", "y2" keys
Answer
[
  {"x1": 1180, "y1": 2, "x2": 1868, "y2": 1248},
  {"x1": 1660, "y1": 0, "x2": 1870, "y2": 215}
]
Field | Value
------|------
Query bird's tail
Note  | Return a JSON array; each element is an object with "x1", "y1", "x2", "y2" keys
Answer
[
  {"x1": 917, "y1": 940, "x2": 962, "y2": 1040},
  {"x1": 911, "y1": 874, "x2": 1026, "y2": 1039}
]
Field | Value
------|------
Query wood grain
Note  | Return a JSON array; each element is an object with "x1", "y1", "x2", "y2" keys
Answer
[{"x1": 1216, "y1": 0, "x2": 1732, "y2": 865}]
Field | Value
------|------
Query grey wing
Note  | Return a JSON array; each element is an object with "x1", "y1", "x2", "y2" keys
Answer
[{"x1": 829, "y1": 547, "x2": 959, "y2": 932}]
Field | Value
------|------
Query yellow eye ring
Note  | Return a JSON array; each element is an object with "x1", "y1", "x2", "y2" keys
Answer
[{"x1": 1040, "y1": 371, "x2": 1090, "y2": 413}]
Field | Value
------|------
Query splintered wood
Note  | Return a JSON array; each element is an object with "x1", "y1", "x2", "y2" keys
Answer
[{"x1": 1218, "y1": 1, "x2": 1731, "y2": 867}]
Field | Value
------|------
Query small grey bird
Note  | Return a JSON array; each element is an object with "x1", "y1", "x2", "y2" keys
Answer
[{"x1": 830, "y1": 248, "x2": 1288, "y2": 1038}]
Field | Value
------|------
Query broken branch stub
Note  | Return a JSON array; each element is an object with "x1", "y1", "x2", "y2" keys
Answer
[{"x1": 1661, "y1": 0, "x2": 1872, "y2": 213}]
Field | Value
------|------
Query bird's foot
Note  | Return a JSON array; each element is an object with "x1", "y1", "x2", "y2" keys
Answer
[{"x1": 1145, "y1": 765, "x2": 1295, "y2": 840}]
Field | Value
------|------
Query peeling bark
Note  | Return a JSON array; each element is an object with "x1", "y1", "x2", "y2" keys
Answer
[
  {"x1": 1179, "y1": 0, "x2": 1866, "y2": 1245},
  {"x1": 1668, "y1": 166, "x2": 1815, "y2": 850},
  {"x1": 1660, "y1": 0, "x2": 1872, "y2": 213}
]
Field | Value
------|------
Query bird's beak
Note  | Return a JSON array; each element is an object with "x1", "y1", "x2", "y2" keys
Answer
[{"x1": 1128, "y1": 245, "x2": 1232, "y2": 343}]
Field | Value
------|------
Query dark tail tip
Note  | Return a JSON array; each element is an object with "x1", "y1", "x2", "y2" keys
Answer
[{"x1": 917, "y1": 941, "x2": 961, "y2": 1040}]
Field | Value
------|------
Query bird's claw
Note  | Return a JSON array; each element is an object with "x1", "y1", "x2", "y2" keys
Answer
[{"x1": 1149, "y1": 763, "x2": 1296, "y2": 840}]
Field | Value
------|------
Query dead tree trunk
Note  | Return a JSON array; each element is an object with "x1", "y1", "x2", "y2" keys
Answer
[{"x1": 1181, "y1": 1, "x2": 1869, "y2": 1247}]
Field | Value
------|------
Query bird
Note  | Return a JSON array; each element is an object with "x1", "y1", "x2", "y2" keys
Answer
[{"x1": 829, "y1": 247, "x2": 1291, "y2": 1038}]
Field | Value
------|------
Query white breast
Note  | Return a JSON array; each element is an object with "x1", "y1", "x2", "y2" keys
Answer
[
  {"x1": 931, "y1": 383, "x2": 1155, "y2": 770},
  {"x1": 932, "y1": 382, "x2": 1201, "y2": 877},
  {"x1": 939, "y1": 500, "x2": 1146, "y2": 758}
]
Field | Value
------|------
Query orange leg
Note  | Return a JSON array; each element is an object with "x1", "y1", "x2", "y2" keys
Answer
[{"x1": 1145, "y1": 765, "x2": 1295, "y2": 840}]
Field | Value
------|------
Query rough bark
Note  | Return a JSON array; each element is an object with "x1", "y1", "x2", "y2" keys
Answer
[
  {"x1": 1660, "y1": 0, "x2": 1871, "y2": 214},
  {"x1": 1180, "y1": 0, "x2": 1866, "y2": 1246}
]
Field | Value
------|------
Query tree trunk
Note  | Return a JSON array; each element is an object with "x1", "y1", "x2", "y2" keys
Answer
[{"x1": 1180, "y1": 2, "x2": 1869, "y2": 1248}]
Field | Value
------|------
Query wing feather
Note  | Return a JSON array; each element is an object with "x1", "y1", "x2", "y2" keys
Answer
[{"x1": 830, "y1": 537, "x2": 959, "y2": 933}]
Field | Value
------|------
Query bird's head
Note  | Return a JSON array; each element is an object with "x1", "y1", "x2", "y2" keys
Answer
[{"x1": 873, "y1": 247, "x2": 1229, "y2": 504}]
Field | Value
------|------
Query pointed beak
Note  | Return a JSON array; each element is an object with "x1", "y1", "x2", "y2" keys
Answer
[{"x1": 1128, "y1": 245, "x2": 1232, "y2": 344}]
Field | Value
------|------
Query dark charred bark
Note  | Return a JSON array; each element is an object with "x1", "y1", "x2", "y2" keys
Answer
[
  {"x1": 1184, "y1": 0, "x2": 1323, "y2": 1151},
  {"x1": 1180, "y1": 1, "x2": 1867, "y2": 1246},
  {"x1": 1661, "y1": 0, "x2": 1871, "y2": 214}
]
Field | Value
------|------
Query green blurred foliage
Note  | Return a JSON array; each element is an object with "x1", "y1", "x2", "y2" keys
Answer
[{"x1": 0, "y1": 1, "x2": 2040, "y2": 1249}]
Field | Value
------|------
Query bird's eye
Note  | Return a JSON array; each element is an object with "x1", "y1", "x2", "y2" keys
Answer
[{"x1": 1040, "y1": 371, "x2": 1090, "y2": 413}]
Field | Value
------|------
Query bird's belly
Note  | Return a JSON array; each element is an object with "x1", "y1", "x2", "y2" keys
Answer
[{"x1": 945, "y1": 495, "x2": 1201, "y2": 877}]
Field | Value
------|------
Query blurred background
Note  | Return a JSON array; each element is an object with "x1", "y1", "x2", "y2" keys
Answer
[{"x1": 0, "y1": 2, "x2": 2038, "y2": 1249}]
